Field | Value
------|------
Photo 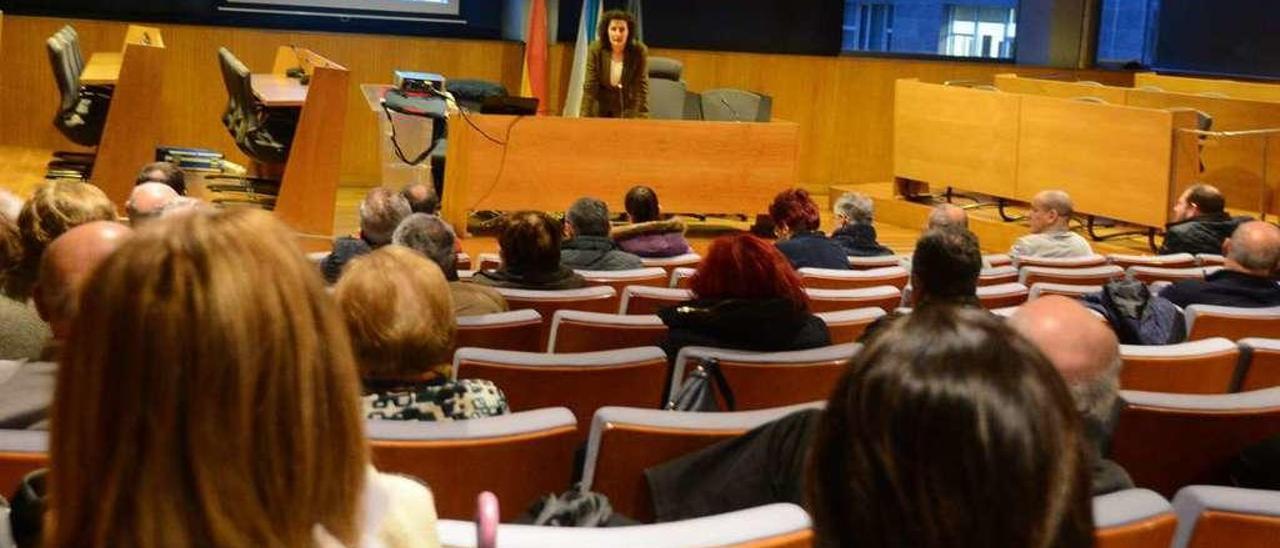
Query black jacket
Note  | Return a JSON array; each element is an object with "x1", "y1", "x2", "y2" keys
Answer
[
  {"x1": 1159, "y1": 269, "x2": 1280, "y2": 309},
  {"x1": 657, "y1": 298, "x2": 831, "y2": 360},
  {"x1": 321, "y1": 235, "x2": 375, "y2": 284},
  {"x1": 560, "y1": 235, "x2": 643, "y2": 271},
  {"x1": 470, "y1": 266, "x2": 588, "y2": 291},
  {"x1": 830, "y1": 223, "x2": 893, "y2": 257},
  {"x1": 1160, "y1": 212, "x2": 1246, "y2": 256},
  {"x1": 775, "y1": 231, "x2": 850, "y2": 270}
]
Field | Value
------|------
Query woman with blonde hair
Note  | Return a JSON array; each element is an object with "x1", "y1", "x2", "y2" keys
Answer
[
  {"x1": 49, "y1": 208, "x2": 438, "y2": 547},
  {"x1": 5, "y1": 180, "x2": 115, "y2": 299},
  {"x1": 334, "y1": 245, "x2": 507, "y2": 421}
]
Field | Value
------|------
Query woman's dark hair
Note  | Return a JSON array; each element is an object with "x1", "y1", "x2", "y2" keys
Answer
[
  {"x1": 597, "y1": 10, "x2": 639, "y2": 49},
  {"x1": 807, "y1": 306, "x2": 1093, "y2": 548},
  {"x1": 135, "y1": 161, "x2": 187, "y2": 196},
  {"x1": 624, "y1": 185, "x2": 660, "y2": 223},
  {"x1": 497, "y1": 210, "x2": 563, "y2": 274}
]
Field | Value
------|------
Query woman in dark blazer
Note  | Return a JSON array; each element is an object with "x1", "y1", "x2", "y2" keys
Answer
[{"x1": 581, "y1": 10, "x2": 648, "y2": 118}]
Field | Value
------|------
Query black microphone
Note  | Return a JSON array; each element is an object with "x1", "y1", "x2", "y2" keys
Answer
[{"x1": 719, "y1": 96, "x2": 741, "y2": 122}]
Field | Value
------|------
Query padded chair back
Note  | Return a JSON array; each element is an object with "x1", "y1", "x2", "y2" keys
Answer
[
  {"x1": 217, "y1": 47, "x2": 294, "y2": 164},
  {"x1": 640, "y1": 253, "x2": 701, "y2": 275},
  {"x1": 547, "y1": 310, "x2": 667, "y2": 353},
  {"x1": 454, "y1": 347, "x2": 667, "y2": 441},
  {"x1": 366, "y1": 408, "x2": 578, "y2": 520},
  {"x1": 583, "y1": 403, "x2": 825, "y2": 522},
  {"x1": 1196, "y1": 254, "x2": 1226, "y2": 266},
  {"x1": 816, "y1": 308, "x2": 886, "y2": 344},
  {"x1": 47, "y1": 35, "x2": 78, "y2": 113},
  {"x1": 1186, "y1": 305, "x2": 1280, "y2": 341},
  {"x1": 1128, "y1": 266, "x2": 1212, "y2": 285},
  {"x1": 477, "y1": 252, "x2": 502, "y2": 271},
  {"x1": 436, "y1": 503, "x2": 813, "y2": 547},
  {"x1": 1110, "y1": 253, "x2": 1198, "y2": 269},
  {"x1": 648, "y1": 79, "x2": 689, "y2": 120},
  {"x1": 455, "y1": 309, "x2": 543, "y2": 353},
  {"x1": 978, "y1": 265, "x2": 1019, "y2": 286},
  {"x1": 1029, "y1": 282, "x2": 1102, "y2": 300},
  {"x1": 493, "y1": 286, "x2": 619, "y2": 349},
  {"x1": 701, "y1": 88, "x2": 772, "y2": 122},
  {"x1": 1014, "y1": 254, "x2": 1109, "y2": 268},
  {"x1": 1019, "y1": 265, "x2": 1125, "y2": 286},
  {"x1": 1110, "y1": 387, "x2": 1280, "y2": 497},
  {"x1": 847, "y1": 255, "x2": 903, "y2": 270},
  {"x1": 1172, "y1": 485, "x2": 1280, "y2": 548},
  {"x1": 0, "y1": 430, "x2": 49, "y2": 500},
  {"x1": 670, "y1": 344, "x2": 859, "y2": 410},
  {"x1": 1237, "y1": 338, "x2": 1280, "y2": 391},
  {"x1": 977, "y1": 282, "x2": 1030, "y2": 309},
  {"x1": 620, "y1": 286, "x2": 692, "y2": 315},
  {"x1": 805, "y1": 286, "x2": 902, "y2": 313},
  {"x1": 1119, "y1": 338, "x2": 1240, "y2": 394},
  {"x1": 55, "y1": 26, "x2": 85, "y2": 78},
  {"x1": 647, "y1": 56, "x2": 683, "y2": 80},
  {"x1": 47, "y1": 34, "x2": 108, "y2": 146},
  {"x1": 985, "y1": 253, "x2": 1013, "y2": 267},
  {"x1": 669, "y1": 267, "x2": 696, "y2": 288},
  {"x1": 576, "y1": 268, "x2": 667, "y2": 295},
  {"x1": 799, "y1": 266, "x2": 909, "y2": 290},
  {"x1": 1093, "y1": 488, "x2": 1177, "y2": 548}
]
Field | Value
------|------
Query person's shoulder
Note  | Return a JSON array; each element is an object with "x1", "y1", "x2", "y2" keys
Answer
[{"x1": 365, "y1": 469, "x2": 441, "y2": 547}]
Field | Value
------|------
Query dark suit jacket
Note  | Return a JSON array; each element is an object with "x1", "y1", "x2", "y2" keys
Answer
[
  {"x1": 581, "y1": 42, "x2": 649, "y2": 119},
  {"x1": 1159, "y1": 269, "x2": 1280, "y2": 309}
]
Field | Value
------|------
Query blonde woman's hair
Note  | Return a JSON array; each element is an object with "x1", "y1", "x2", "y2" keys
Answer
[
  {"x1": 334, "y1": 245, "x2": 457, "y2": 379},
  {"x1": 8, "y1": 180, "x2": 115, "y2": 298},
  {"x1": 49, "y1": 208, "x2": 367, "y2": 547}
]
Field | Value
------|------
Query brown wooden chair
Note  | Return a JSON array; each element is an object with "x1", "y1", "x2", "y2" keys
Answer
[
  {"x1": 547, "y1": 310, "x2": 667, "y2": 353},
  {"x1": 1185, "y1": 305, "x2": 1280, "y2": 341},
  {"x1": 816, "y1": 308, "x2": 886, "y2": 344},
  {"x1": 619, "y1": 285, "x2": 693, "y2": 315},
  {"x1": 455, "y1": 252, "x2": 473, "y2": 271},
  {"x1": 1119, "y1": 338, "x2": 1241, "y2": 394},
  {"x1": 492, "y1": 286, "x2": 619, "y2": 349},
  {"x1": 1237, "y1": 338, "x2": 1280, "y2": 391},
  {"x1": 582, "y1": 403, "x2": 825, "y2": 522},
  {"x1": 1108, "y1": 253, "x2": 1197, "y2": 269},
  {"x1": 798, "y1": 266, "x2": 909, "y2": 290},
  {"x1": 805, "y1": 286, "x2": 902, "y2": 313},
  {"x1": 455, "y1": 309, "x2": 543, "y2": 354},
  {"x1": 640, "y1": 253, "x2": 701, "y2": 276},
  {"x1": 0, "y1": 430, "x2": 48, "y2": 501},
  {"x1": 976, "y1": 282, "x2": 1030, "y2": 309},
  {"x1": 1014, "y1": 254, "x2": 1109, "y2": 268},
  {"x1": 847, "y1": 255, "x2": 903, "y2": 270},
  {"x1": 1093, "y1": 488, "x2": 1177, "y2": 548},
  {"x1": 366, "y1": 408, "x2": 578, "y2": 520},
  {"x1": 1127, "y1": 266, "x2": 1214, "y2": 285},
  {"x1": 453, "y1": 346, "x2": 668, "y2": 441},
  {"x1": 576, "y1": 267, "x2": 668, "y2": 295},
  {"x1": 1110, "y1": 387, "x2": 1280, "y2": 497},
  {"x1": 1171, "y1": 485, "x2": 1280, "y2": 548},
  {"x1": 669, "y1": 344, "x2": 859, "y2": 411},
  {"x1": 1020, "y1": 265, "x2": 1125, "y2": 287},
  {"x1": 978, "y1": 265, "x2": 1019, "y2": 286}
]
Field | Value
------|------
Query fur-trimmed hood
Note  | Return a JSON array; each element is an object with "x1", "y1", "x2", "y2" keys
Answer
[{"x1": 611, "y1": 218, "x2": 688, "y2": 241}]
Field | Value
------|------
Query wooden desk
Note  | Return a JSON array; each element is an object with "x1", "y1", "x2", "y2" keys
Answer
[
  {"x1": 994, "y1": 73, "x2": 1128, "y2": 104},
  {"x1": 894, "y1": 79, "x2": 1019, "y2": 199},
  {"x1": 1136, "y1": 73, "x2": 1280, "y2": 104},
  {"x1": 251, "y1": 74, "x2": 307, "y2": 107},
  {"x1": 79, "y1": 52, "x2": 121, "y2": 85},
  {"x1": 442, "y1": 115, "x2": 800, "y2": 232}
]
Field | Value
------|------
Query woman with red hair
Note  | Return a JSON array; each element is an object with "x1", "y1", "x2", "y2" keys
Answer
[
  {"x1": 657, "y1": 232, "x2": 830, "y2": 359},
  {"x1": 769, "y1": 188, "x2": 850, "y2": 270}
]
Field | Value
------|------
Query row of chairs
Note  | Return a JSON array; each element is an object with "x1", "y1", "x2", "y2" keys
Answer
[
  {"x1": 1119, "y1": 337, "x2": 1280, "y2": 394},
  {"x1": 1094, "y1": 485, "x2": 1280, "y2": 548}
]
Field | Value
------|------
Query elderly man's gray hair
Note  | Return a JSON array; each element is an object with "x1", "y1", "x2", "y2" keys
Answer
[
  {"x1": 833, "y1": 192, "x2": 874, "y2": 225},
  {"x1": 360, "y1": 187, "x2": 412, "y2": 246},
  {"x1": 392, "y1": 213, "x2": 458, "y2": 278},
  {"x1": 1227, "y1": 221, "x2": 1280, "y2": 273},
  {"x1": 566, "y1": 197, "x2": 612, "y2": 238},
  {"x1": 1069, "y1": 354, "x2": 1121, "y2": 427},
  {"x1": 927, "y1": 204, "x2": 968, "y2": 230},
  {"x1": 1035, "y1": 190, "x2": 1075, "y2": 218}
]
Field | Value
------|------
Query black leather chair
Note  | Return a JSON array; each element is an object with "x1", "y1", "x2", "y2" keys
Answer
[
  {"x1": 206, "y1": 47, "x2": 298, "y2": 205},
  {"x1": 45, "y1": 28, "x2": 112, "y2": 179}
]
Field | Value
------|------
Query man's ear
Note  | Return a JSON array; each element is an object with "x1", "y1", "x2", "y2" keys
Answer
[
  {"x1": 1222, "y1": 238, "x2": 1232, "y2": 258},
  {"x1": 563, "y1": 222, "x2": 575, "y2": 240}
]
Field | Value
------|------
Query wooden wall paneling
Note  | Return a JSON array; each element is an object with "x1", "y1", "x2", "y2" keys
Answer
[
  {"x1": 1135, "y1": 73, "x2": 1280, "y2": 104},
  {"x1": 994, "y1": 73, "x2": 1130, "y2": 104},
  {"x1": 272, "y1": 50, "x2": 348, "y2": 241},
  {"x1": 88, "y1": 33, "x2": 166, "y2": 209},
  {"x1": 892, "y1": 79, "x2": 1020, "y2": 198}
]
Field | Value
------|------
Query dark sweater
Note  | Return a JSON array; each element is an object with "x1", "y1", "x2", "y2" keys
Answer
[
  {"x1": 775, "y1": 231, "x2": 850, "y2": 270},
  {"x1": 1160, "y1": 213, "x2": 1246, "y2": 256},
  {"x1": 657, "y1": 298, "x2": 831, "y2": 360},
  {"x1": 830, "y1": 223, "x2": 893, "y2": 257},
  {"x1": 1159, "y1": 269, "x2": 1280, "y2": 309},
  {"x1": 470, "y1": 266, "x2": 588, "y2": 291}
]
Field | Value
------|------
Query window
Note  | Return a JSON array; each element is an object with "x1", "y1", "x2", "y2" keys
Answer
[
  {"x1": 1096, "y1": 0, "x2": 1158, "y2": 66},
  {"x1": 843, "y1": 0, "x2": 1017, "y2": 59}
]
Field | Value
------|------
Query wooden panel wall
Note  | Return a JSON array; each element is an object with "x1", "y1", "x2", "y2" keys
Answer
[{"x1": 1, "y1": 14, "x2": 1128, "y2": 190}]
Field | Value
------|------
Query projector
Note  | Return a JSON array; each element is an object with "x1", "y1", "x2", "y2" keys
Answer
[{"x1": 394, "y1": 71, "x2": 446, "y2": 97}]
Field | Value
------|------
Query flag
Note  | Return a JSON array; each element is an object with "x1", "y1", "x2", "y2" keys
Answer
[
  {"x1": 627, "y1": 0, "x2": 643, "y2": 43},
  {"x1": 520, "y1": 0, "x2": 550, "y2": 115},
  {"x1": 562, "y1": 0, "x2": 602, "y2": 117}
]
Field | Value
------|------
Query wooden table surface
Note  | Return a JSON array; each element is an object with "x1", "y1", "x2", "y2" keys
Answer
[
  {"x1": 251, "y1": 73, "x2": 308, "y2": 107},
  {"x1": 80, "y1": 52, "x2": 122, "y2": 85}
]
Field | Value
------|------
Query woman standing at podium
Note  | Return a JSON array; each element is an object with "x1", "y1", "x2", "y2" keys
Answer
[{"x1": 581, "y1": 10, "x2": 649, "y2": 119}]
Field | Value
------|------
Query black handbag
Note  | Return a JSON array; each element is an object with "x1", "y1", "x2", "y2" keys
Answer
[{"x1": 666, "y1": 357, "x2": 736, "y2": 412}]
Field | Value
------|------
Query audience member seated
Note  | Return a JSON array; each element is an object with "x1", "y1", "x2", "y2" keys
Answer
[
  {"x1": 125, "y1": 182, "x2": 178, "y2": 227},
  {"x1": 392, "y1": 213, "x2": 508, "y2": 317},
  {"x1": 808, "y1": 306, "x2": 1092, "y2": 546},
  {"x1": 0, "y1": 221, "x2": 132, "y2": 429},
  {"x1": 1010, "y1": 190, "x2": 1093, "y2": 259},
  {"x1": 657, "y1": 232, "x2": 830, "y2": 360},
  {"x1": 1160, "y1": 183, "x2": 1247, "y2": 256},
  {"x1": 321, "y1": 187, "x2": 411, "y2": 284},
  {"x1": 0, "y1": 215, "x2": 49, "y2": 361},
  {"x1": 560, "y1": 197, "x2": 643, "y2": 271},
  {"x1": 927, "y1": 203, "x2": 969, "y2": 230},
  {"x1": 47, "y1": 209, "x2": 437, "y2": 546},
  {"x1": 1010, "y1": 296, "x2": 1135, "y2": 495},
  {"x1": 5, "y1": 180, "x2": 116, "y2": 300},
  {"x1": 769, "y1": 188, "x2": 849, "y2": 270},
  {"x1": 334, "y1": 246, "x2": 508, "y2": 421},
  {"x1": 829, "y1": 191, "x2": 892, "y2": 257},
  {"x1": 1159, "y1": 221, "x2": 1280, "y2": 308},
  {"x1": 472, "y1": 211, "x2": 588, "y2": 290},
  {"x1": 611, "y1": 185, "x2": 692, "y2": 258},
  {"x1": 401, "y1": 182, "x2": 440, "y2": 215},
  {"x1": 860, "y1": 227, "x2": 982, "y2": 342},
  {"x1": 135, "y1": 161, "x2": 187, "y2": 196}
]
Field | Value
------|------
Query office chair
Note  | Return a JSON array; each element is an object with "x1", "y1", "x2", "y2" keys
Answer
[
  {"x1": 206, "y1": 47, "x2": 300, "y2": 206},
  {"x1": 45, "y1": 29, "x2": 112, "y2": 179}
]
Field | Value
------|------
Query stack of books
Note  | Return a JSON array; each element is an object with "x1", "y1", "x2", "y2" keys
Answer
[{"x1": 156, "y1": 146, "x2": 224, "y2": 173}]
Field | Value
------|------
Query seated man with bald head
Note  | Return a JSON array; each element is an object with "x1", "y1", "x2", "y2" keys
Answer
[
  {"x1": 1160, "y1": 183, "x2": 1246, "y2": 256},
  {"x1": 927, "y1": 203, "x2": 969, "y2": 230},
  {"x1": 0, "y1": 221, "x2": 132, "y2": 429},
  {"x1": 1011, "y1": 190, "x2": 1093, "y2": 259},
  {"x1": 1160, "y1": 221, "x2": 1280, "y2": 308},
  {"x1": 126, "y1": 182, "x2": 179, "y2": 227},
  {"x1": 1009, "y1": 296, "x2": 1134, "y2": 495}
]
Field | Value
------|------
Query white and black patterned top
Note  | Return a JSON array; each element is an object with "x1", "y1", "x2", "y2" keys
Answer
[{"x1": 363, "y1": 378, "x2": 508, "y2": 422}]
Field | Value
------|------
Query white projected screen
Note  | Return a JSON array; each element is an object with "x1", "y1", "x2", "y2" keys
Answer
[{"x1": 228, "y1": 0, "x2": 460, "y2": 17}]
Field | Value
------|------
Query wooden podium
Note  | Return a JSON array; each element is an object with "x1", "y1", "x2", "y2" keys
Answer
[
  {"x1": 440, "y1": 115, "x2": 800, "y2": 232},
  {"x1": 87, "y1": 24, "x2": 165, "y2": 209}
]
